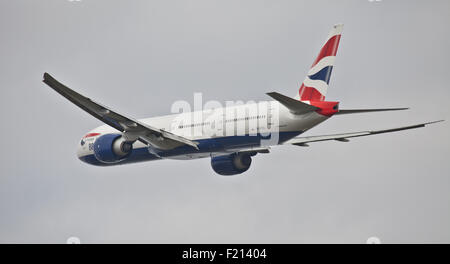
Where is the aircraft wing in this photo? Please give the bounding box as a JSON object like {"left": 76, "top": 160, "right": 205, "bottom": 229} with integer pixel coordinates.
{"left": 283, "top": 121, "right": 443, "bottom": 146}
{"left": 43, "top": 73, "right": 199, "bottom": 150}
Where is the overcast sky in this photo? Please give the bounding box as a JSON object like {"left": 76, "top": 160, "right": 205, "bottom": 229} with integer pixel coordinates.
{"left": 1, "top": 0, "right": 449, "bottom": 243}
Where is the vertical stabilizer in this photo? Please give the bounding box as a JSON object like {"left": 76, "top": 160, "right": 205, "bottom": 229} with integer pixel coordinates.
{"left": 298, "top": 24, "right": 343, "bottom": 101}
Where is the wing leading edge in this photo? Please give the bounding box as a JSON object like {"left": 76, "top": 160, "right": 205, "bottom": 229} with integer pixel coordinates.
{"left": 43, "top": 73, "right": 199, "bottom": 150}
{"left": 283, "top": 120, "right": 444, "bottom": 147}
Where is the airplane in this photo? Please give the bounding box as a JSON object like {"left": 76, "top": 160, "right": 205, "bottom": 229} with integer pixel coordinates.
{"left": 43, "top": 24, "right": 442, "bottom": 175}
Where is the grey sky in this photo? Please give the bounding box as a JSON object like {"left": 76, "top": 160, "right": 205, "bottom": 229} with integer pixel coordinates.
{"left": 0, "top": 0, "right": 449, "bottom": 243}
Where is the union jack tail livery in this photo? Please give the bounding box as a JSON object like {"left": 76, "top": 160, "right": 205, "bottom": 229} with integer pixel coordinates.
{"left": 299, "top": 24, "right": 343, "bottom": 102}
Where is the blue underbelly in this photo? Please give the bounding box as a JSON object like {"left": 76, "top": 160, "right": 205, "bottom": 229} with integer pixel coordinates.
{"left": 80, "top": 131, "right": 302, "bottom": 166}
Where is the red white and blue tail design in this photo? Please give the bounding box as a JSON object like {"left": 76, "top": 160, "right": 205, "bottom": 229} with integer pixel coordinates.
{"left": 299, "top": 24, "right": 343, "bottom": 102}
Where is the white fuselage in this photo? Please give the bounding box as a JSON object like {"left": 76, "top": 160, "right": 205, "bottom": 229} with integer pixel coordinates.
{"left": 77, "top": 101, "right": 328, "bottom": 165}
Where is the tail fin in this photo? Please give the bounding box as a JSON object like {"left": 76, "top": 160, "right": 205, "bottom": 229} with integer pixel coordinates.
{"left": 298, "top": 24, "right": 343, "bottom": 101}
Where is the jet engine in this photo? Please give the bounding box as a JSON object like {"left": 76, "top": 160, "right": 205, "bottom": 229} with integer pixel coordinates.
{"left": 211, "top": 153, "right": 254, "bottom": 176}
{"left": 93, "top": 134, "right": 133, "bottom": 164}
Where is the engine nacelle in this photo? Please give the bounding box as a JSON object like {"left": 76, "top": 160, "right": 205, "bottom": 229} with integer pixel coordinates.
{"left": 93, "top": 134, "right": 133, "bottom": 164}
{"left": 211, "top": 153, "right": 253, "bottom": 176}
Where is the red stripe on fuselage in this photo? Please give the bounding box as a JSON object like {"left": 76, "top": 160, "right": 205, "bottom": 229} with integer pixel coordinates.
{"left": 83, "top": 133, "right": 101, "bottom": 138}
{"left": 311, "top": 34, "right": 341, "bottom": 68}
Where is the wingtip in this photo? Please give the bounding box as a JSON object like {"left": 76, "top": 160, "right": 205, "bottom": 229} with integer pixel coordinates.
{"left": 426, "top": 120, "right": 445, "bottom": 125}
{"left": 42, "top": 72, "right": 51, "bottom": 82}
{"left": 266, "top": 92, "right": 279, "bottom": 99}
{"left": 389, "top": 107, "right": 409, "bottom": 111}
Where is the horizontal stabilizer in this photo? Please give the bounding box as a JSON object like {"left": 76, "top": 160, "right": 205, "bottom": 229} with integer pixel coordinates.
{"left": 267, "top": 92, "right": 319, "bottom": 114}
{"left": 336, "top": 108, "right": 409, "bottom": 115}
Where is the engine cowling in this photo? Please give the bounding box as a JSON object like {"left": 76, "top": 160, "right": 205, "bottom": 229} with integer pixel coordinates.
{"left": 211, "top": 153, "right": 253, "bottom": 176}
{"left": 93, "top": 134, "right": 133, "bottom": 164}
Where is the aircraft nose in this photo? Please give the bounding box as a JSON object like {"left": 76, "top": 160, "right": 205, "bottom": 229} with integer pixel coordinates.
{"left": 76, "top": 142, "right": 82, "bottom": 157}
{"left": 76, "top": 145, "right": 84, "bottom": 160}
{"left": 76, "top": 140, "right": 88, "bottom": 163}
{"left": 76, "top": 138, "right": 95, "bottom": 164}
